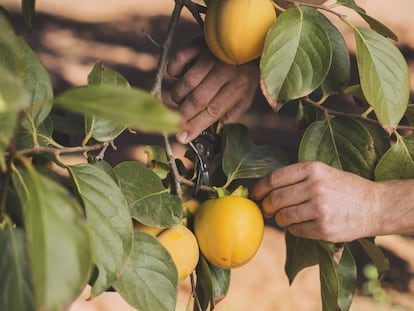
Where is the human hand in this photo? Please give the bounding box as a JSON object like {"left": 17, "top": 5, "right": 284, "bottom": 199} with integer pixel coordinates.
{"left": 166, "top": 37, "right": 260, "bottom": 144}
{"left": 252, "top": 161, "right": 382, "bottom": 243}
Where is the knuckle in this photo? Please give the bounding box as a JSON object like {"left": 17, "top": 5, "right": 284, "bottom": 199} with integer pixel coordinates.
{"left": 205, "top": 103, "right": 222, "bottom": 119}
{"left": 187, "top": 92, "right": 205, "bottom": 109}
{"left": 309, "top": 180, "right": 328, "bottom": 198}
{"left": 304, "top": 161, "right": 326, "bottom": 178}
{"left": 181, "top": 76, "right": 197, "bottom": 91}
{"left": 268, "top": 170, "right": 280, "bottom": 188}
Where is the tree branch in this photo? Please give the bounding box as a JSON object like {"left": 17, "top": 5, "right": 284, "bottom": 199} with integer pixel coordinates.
{"left": 279, "top": 0, "right": 347, "bottom": 18}
{"left": 151, "top": 1, "right": 184, "bottom": 99}
{"left": 304, "top": 97, "right": 414, "bottom": 132}
{"left": 15, "top": 142, "right": 108, "bottom": 157}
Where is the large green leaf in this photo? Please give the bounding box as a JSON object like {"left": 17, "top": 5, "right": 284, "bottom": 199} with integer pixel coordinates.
{"left": 374, "top": 134, "right": 414, "bottom": 181}
{"left": 85, "top": 62, "right": 129, "bottom": 143}
{"left": 317, "top": 244, "right": 340, "bottom": 311}
{"left": 68, "top": 163, "right": 133, "bottom": 296}
{"left": 338, "top": 0, "right": 398, "bottom": 40}
{"left": 195, "top": 255, "right": 214, "bottom": 311}
{"left": 260, "top": 6, "right": 332, "bottom": 105}
{"left": 321, "top": 15, "right": 350, "bottom": 95}
{"left": 0, "top": 218, "right": 35, "bottom": 311}
{"left": 336, "top": 246, "right": 357, "bottom": 311}
{"left": 55, "top": 85, "right": 180, "bottom": 134}
{"left": 18, "top": 38, "right": 53, "bottom": 128}
{"left": 298, "top": 116, "right": 377, "bottom": 178}
{"left": 285, "top": 232, "right": 319, "bottom": 284}
{"left": 222, "top": 124, "right": 288, "bottom": 185}
{"left": 0, "top": 26, "right": 30, "bottom": 115}
{"left": 114, "top": 161, "right": 183, "bottom": 227}
{"left": 113, "top": 231, "right": 178, "bottom": 311}
{"left": 354, "top": 27, "right": 409, "bottom": 131}
{"left": 12, "top": 166, "right": 92, "bottom": 310}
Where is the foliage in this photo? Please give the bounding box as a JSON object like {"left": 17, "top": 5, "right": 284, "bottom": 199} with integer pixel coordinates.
{"left": 0, "top": 0, "right": 411, "bottom": 311}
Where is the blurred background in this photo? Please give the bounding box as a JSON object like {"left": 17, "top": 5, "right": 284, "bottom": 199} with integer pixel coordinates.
{"left": 2, "top": 0, "right": 414, "bottom": 310}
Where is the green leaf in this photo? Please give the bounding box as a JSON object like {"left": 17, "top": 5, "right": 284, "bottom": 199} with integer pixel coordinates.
{"left": 358, "top": 238, "right": 389, "bottom": 276}
{"left": 358, "top": 121, "right": 390, "bottom": 162}
{"left": 210, "top": 262, "right": 231, "bottom": 305}
{"left": 0, "top": 111, "right": 18, "bottom": 156}
{"left": 354, "top": 27, "right": 409, "bottom": 130}
{"left": 18, "top": 38, "right": 53, "bottom": 128}
{"left": 90, "top": 159, "right": 120, "bottom": 185}
{"left": 321, "top": 16, "right": 350, "bottom": 95}
{"left": 298, "top": 116, "right": 377, "bottom": 178}
{"left": 260, "top": 7, "right": 332, "bottom": 105}
{"left": 285, "top": 232, "right": 319, "bottom": 284}
{"left": 222, "top": 124, "right": 288, "bottom": 185}
{"left": 336, "top": 246, "right": 357, "bottom": 311}
{"left": 195, "top": 255, "right": 214, "bottom": 310}
{"left": 405, "top": 104, "right": 414, "bottom": 126}
{"left": 193, "top": 255, "right": 230, "bottom": 310}
{"left": 68, "top": 163, "right": 133, "bottom": 296}
{"left": 0, "top": 218, "right": 35, "bottom": 311}
{"left": 317, "top": 244, "right": 340, "bottom": 311}
{"left": 22, "top": 0, "right": 35, "bottom": 30}
{"left": 338, "top": 0, "right": 398, "bottom": 40}
{"left": 84, "top": 62, "right": 130, "bottom": 143}
{"left": 17, "top": 116, "right": 53, "bottom": 149}
{"left": 114, "top": 161, "right": 183, "bottom": 227}
{"left": 88, "top": 61, "right": 130, "bottom": 87}
{"left": 145, "top": 145, "right": 170, "bottom": 179}
{"left": 113, "top": 231, "right": 178, "bottom": 311}
{"left": 12, "top": 166, "right": 92, "bottom": 310}
{"left": 0, "top": 15, "right": 53, "bottom": 127}
{"left": 55, "top": 85, "right": 180, "bottom": 134}
{"left": 374, "top": 134, "right": 414, "bottom": 181}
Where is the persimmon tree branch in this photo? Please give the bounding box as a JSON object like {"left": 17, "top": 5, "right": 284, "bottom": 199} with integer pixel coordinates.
{"left": 278, "top": 0, "right": 346, "bottom": 18}
{"left": 151, "top": 0, "right": 211, "bottom": 199}
{"left": 303, "top": 97, "right": 414, "bottom": 132}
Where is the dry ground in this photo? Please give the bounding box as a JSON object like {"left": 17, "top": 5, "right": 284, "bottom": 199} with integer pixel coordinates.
{"left": 3, "top": 0, "right": 414, "bottom": 310}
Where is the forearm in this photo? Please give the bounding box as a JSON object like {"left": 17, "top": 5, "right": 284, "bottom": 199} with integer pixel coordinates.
{"left": 374, "top": 179, "right": 414, "bottom": 237}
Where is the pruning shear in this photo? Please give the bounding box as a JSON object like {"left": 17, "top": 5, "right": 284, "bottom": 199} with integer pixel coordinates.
{"left": 188, "top": 126, "right": 221, "bottom": 195}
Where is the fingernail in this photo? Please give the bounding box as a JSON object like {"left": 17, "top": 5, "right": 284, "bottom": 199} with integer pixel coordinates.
{"left": 176, "top": 131, "right": 188, "bottom": 144}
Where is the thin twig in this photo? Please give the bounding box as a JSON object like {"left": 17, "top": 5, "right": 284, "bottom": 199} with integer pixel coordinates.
{"left": 190, "top": 273, "right": 203, "bottom": 311}
{"left": 163, "top": 134, "right": 184, "bottom": 198}
{"left": 280, "top": 0, "right": 347, "bottom": 18}
{"left": 14, "top": 142, "right": 108, "bottom": 157}
{"left": 304, "top": 97, "right": 414, "bottom": 132}
{"left": 151, "top": 1, "right": 184, "bottom": 99}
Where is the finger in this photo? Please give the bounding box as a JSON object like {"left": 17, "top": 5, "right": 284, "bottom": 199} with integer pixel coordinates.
{"left": 170, "top": 57, "right": 215, "bottom": 104}
{"left": 223, "top": 97, "right": 254, "bottom": 123}
{"left": 260, "top": 181, "right": 310, "bottom": 216}
{"left": 252, "top": 162, "right": 310, "bottom": 201}
{"left": 178, "top": 64, "right": 238, "bottom": 120}
{"left": 275, "top": 201, "right": 316, "bottom": 227}
{"left": 287, "top": 221, "right": 320, "bottom": 240}
{"left": 167, "top": 41, "right": 201, "bottom": 78}
{"left": 176, "top": 82, "right": 243, "bottom": 143}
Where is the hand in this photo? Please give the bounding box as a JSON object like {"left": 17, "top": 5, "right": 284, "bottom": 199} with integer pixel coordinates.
{"left": 166, "top": 37, "right": 260, "bottom": 144}
{"left": 252, "top": 161, "right": 382, "bottom": 243}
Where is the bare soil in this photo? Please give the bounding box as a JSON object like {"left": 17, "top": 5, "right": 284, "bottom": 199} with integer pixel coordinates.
{"left": 3, "top": 0, "right": 414, "bottom": 310}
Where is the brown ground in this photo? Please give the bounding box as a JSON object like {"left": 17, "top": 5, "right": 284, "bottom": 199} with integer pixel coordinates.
{"left": 3, "top": 0, "right": 414, "bottom": 310}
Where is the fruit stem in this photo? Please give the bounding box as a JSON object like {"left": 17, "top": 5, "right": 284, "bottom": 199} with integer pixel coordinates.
{"left": 230, "top": 185, "right": 249, "bottom": 198}
{"left": 214, "top": 187, "right": 230, "bottom": 199}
